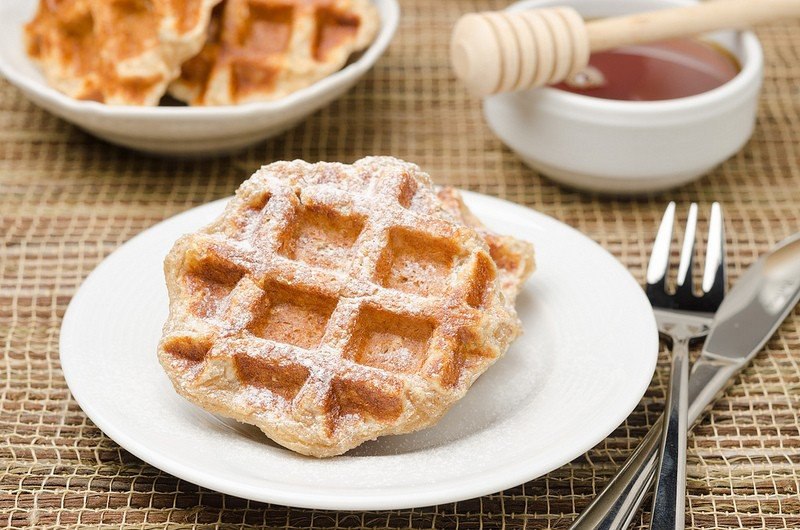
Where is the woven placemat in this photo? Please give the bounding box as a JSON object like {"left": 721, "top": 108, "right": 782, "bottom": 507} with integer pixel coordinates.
{"left": 2, "top": 1, "right": 799, "bottom": 528}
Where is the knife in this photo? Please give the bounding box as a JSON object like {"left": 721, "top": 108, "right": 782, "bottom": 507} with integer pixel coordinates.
{"left": 570, "top": 232, "right": 800, "bottom": 530}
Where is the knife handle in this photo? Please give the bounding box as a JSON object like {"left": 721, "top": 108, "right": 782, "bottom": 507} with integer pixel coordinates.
{"left": 651, "top": 338, "right": 689, "bottom": 530}
{"left": 568, "top": 357, "right": 741, "bottom": 530}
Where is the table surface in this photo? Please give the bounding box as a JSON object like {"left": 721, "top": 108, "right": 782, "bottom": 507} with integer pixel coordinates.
{"left": 2, "top": 1, "right": 799, "bottom": 528}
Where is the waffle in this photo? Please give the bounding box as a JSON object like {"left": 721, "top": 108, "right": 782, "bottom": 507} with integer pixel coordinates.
{"left": 168, "top": 0, "right": 380, "bottom": 105}
{"left": 159, "top": 157, "right": 526, "bottom": 457}
{"left": 437, "top": 187, "right": 535, "bottom": 304}
{"left": 25, "top": 0, "right": 221, "bottom": 105}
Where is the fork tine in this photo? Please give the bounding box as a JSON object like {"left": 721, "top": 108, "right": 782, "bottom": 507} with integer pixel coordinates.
{"left": 676, "top": 203, "right": 698, "bottom": 301}
{"left": 702, "top": 202, "right": 726, "bottom": 302}
{"left": 646, "top": 202, "right": 676, "bottom": 288}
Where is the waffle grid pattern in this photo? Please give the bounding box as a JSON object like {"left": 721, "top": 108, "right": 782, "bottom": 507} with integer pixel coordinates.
{"left": 1, "top": 0, "right": 800, "bottom": 527}
{"left": 25, "top": 0, "right": 219, "bottom": 105}
{"left": 169, "top": 0, "right": 379, "bottom": 105}
{"left": 160, "top": 162, "right": 508, "bottom": 455}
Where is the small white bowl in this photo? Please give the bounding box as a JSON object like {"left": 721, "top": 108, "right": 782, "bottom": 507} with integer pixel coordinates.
{"left": 483, "top": 0, "right": 763, "bottom": 194}
{"left": 0, "top": 0, "right": 399, "bottom": 156}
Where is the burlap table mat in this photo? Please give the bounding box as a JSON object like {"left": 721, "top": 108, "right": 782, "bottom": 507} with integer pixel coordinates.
{"left": 2, "top": 1, "right": 799, "bottom": 528}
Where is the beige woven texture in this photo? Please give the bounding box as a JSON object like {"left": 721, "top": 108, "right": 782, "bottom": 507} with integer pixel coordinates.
{"left": 1, "top": 1, "right": 799, "bottom": 528}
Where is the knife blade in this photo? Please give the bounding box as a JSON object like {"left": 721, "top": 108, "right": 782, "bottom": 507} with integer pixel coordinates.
{"left": 688, "top": 232, "right": 800, "bottom": 423}
{"left": 570, "top": 232, "right": 800, "bottom": 530}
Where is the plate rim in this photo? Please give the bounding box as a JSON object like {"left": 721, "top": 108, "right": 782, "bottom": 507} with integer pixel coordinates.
{"left": 59, "top": 191, "right": 658, "bottom": 510}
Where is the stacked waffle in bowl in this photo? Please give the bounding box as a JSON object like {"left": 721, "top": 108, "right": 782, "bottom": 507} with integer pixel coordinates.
{"left": 159, "top": 157, "right": 535, "bottom": 457}
{"left": 24, "top": 0, "right": 380, "bottom": 105}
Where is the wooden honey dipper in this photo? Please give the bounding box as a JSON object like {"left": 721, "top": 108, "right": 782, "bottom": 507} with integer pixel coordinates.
{"left": 451, "top": 0, "right": 800, "bottom": 96}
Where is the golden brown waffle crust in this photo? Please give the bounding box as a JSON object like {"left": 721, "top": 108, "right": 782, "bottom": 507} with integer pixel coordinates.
{"left": 25, "top": 0, "right": 222, "bottom": 105}
{"left": 436, "top": 187, "right": 535, "bottom": 305}
{"left": 159, "top": 157, "right": 525, "bottom": 457}
{"left": 167, "top": 0, "right": 381, "bottom": 105}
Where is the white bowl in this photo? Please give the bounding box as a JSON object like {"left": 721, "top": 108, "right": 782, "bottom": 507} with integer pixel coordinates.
{"left": 0, "top": 0, "right": 399, "bottom": 156}
{"left": 483, "top": 0, "right": 763, "bottom": 194}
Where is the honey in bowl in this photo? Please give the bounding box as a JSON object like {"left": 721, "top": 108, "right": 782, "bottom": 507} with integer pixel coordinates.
{"left": 553, "top": 38, "right": 740, "bottom": 101}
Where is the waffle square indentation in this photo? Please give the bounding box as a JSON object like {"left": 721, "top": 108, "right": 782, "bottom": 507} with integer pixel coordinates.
{"left": 242, "top": 3, "right": 293, "bottom": 54}
{"left": 330, "top": 375, "right": 403, "bottom": 423}
{"left": 234, "top": 353, "right": 309, "bottom": 401}
{"left": 280, "top": 206, "right": 364, "bottom": 271}
{"left": 436, "top": 327, "right": 490, "bottom": 387}
{"left": 313, "top": 7, "right": 360, "bottom": 61}
{"left": 162, "top": 336, "right": 211, "bottom": 363}
{"left": 376, "top": 227, "right": 458, "bottom": 297}
{"left": 185, "top": 253, "right": 246, "bottom": 318}
{"left": 247, "top": 283, "right": 337, "bottom": 349}
{"left": 465, "top": 252, "right": 496, "bottom": 308}
{"left": 348, "top": 306, "right": 435, "bottom": 373}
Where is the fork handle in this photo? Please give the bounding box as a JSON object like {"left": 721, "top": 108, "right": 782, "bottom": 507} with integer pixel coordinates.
{"left": 569, "top": 356, "right": 740, "bottom": 530}
{"left": 651, "top": 338, "right": 690, "bottom": 530}
{"left": 568, "top": 415, "right": 662, "bottom": 530}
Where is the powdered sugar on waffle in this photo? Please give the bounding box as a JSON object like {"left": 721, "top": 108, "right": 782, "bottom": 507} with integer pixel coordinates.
{"left": 158, "top": 157, "right": 529, "bottom": 457}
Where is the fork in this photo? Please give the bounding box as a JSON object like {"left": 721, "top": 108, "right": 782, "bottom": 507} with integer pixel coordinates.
{"left": 645, "top": 202, "right": 726, "bottom": 530}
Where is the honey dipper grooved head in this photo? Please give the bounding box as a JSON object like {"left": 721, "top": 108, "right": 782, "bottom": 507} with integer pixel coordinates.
{"left": 451, "top": 7, "right": 590, "bottom": 96}
{"left": 450, "top": 13, "right": 505, "bottom": 97}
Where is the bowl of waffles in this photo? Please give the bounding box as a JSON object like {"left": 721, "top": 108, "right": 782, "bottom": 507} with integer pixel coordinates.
{"left": 0, "top": 0, "right": 398, "bottom": 156}
{"left": 158, "top": 156, "right": 535, "bottom": 456}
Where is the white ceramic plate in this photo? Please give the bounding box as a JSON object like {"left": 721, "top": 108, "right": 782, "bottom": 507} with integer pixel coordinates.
{"left": 60, "top": 191, "right": 658, "bottom": 510}
{"left": 0, "top": 0, "right": 399, "bottom": 156}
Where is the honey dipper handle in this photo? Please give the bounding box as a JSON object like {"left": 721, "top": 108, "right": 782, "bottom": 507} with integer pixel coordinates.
{"left": 587, "top": 0, "right": 800, "bottom": 52}
{"left": 451, "top": 0, "right": 800, "bottom": 96}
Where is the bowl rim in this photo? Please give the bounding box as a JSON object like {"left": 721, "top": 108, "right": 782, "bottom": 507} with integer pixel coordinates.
{"left": 0, "top": 0, "right": 400, "bottom": 119}
{"left": 506, "top": 0, "right": 763, "bottom": 114}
